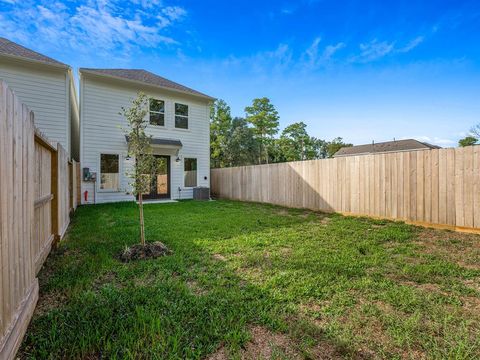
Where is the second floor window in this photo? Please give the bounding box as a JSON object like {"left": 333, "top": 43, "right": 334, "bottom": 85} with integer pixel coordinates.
{"left": 150, "top": 99, "right": 165, "bottom": 126}
{"left": 175, "top": 103, "right": 188, "bottom": 129}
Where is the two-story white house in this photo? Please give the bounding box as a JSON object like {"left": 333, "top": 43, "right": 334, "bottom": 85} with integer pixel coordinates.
{"left": 79, "top": 68, "right": 214, "bottom": 204}
{"left": 0, "top": 37, "right": 79, "bottom": 160}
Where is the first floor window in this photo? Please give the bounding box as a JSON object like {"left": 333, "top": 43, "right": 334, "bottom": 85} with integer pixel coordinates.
{"left": 184, "top": 158, "right": 197, "bottom": 187}
{"left": 175, "top": 103, "right": 188, "bottom": 129}
{"left": 149, "top": 98, "right": 165, "bottom": 126}
{"left": 100, "top": 154, "right": 119, "bottom": 190}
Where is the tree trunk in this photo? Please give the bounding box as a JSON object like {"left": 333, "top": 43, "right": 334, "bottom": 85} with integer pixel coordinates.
{"left": 139, "top": 193, "right": 145, "bottom": 246}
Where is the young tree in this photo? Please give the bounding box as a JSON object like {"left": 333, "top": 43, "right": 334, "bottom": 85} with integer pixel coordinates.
{"left": 123, "top": 93, "right": 158, "bottom": 246}
{"left": 210, "top": 99, "right": 232, "bottom": 168}
{"left": 245, "top": 97, "right": 279, "bottom": 164}
{"left": 458, "top": 136, "right": 478, "bottom": 147}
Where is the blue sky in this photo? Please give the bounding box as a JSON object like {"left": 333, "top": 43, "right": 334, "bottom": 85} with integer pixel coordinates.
{"left": 1, "top": 0, "right": 480, "bottom": 146}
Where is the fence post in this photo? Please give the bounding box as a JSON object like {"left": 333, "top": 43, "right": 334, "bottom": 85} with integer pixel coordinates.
{"left": 51, "top": 146, "right": 59, "bottom": 244}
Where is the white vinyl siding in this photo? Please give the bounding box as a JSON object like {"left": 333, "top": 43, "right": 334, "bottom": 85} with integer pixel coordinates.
{"left": 0, "top": 61, "right": 69, "bottom": 152}
{"left": 80, "top": 76, "right": 210, "bottom": 204}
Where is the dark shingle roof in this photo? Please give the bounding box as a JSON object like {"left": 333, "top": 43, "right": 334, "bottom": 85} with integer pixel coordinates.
{"left": 0, "top": 37, "right": 67, "bottom": 67}
{"left": 80, "top": 68, "right": 214, "bottom": 100}
{"left": 125, "top": 135, "right": 182, "bottom": 148}
{"left": 334, "top": 139, "right": 441, "bottom": 157}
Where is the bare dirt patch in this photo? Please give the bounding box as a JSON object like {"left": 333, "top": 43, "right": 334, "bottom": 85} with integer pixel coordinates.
{"left": 117, "top": 242, "right": 171, "bottom": 262}
{"left": 186, "top": 279, "right": 208, "bottom": 296}
{"left": 212, "top": 253, "right": 227, "bottom": 262}
{"left": 205, "top": 325, "right": 344, "bottom": 360}
{"left": 320, "top": 217, "right": 331, "bottom": 226}
{"left": 92, "top": 271, "right": 123, "bottom": 291}
{"left": 463, "top": 279, "right": 480, "bottom": 292}
{"left": 462, "top": 296, "right": 480, "bottom": 312}
{"left": 34, "top": 290, "right": 67, "bottom": 317}
{"left": 275, "top": 208, "right": 291, "bottom": 216}
{"left": 279, "top": 247, "right": 293, "bottom": 256}
{"left": 206, "top": 345, "right": 229, "bottom": 360}
{"left": 414, "top": 229, "right": 480, "bottom": 269}
{"left": 242, "top": 326, "right": 302, "bottom": 359}
{"left": 299, "top": 301, "right": 329, "bottom": 314}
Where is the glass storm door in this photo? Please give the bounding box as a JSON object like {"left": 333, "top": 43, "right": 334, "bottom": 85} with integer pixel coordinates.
{"left": 141, "top": 155, "right": 170, "bottom": 199}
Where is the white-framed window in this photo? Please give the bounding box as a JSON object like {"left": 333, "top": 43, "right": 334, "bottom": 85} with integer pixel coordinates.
{"left": 100, "top": 153, "right": 119, "bottom": 191}
{"left": 175, "top": 103, "right": 188, "bottom": 129}
{"left": 149, "top": 98, "right": 165, "bottom": 126}
{"left": 184, "top": 158, "right": 197, "bottom": 187}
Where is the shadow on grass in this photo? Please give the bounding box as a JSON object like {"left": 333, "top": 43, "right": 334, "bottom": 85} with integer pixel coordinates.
{"left": 20, "top": 200, "right": 480, "bottom": 359}
{"left": 20, "top": 200, "right": 365, "bottom": 359}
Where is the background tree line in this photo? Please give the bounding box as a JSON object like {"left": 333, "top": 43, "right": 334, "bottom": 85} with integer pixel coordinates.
{"left": 210, "top": 98, "right": 352, "bottom": 168}
{"left": 458, "top": 123, "right": 480, "bottom": 147}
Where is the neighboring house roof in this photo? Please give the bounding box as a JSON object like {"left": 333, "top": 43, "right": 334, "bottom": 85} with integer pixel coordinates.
{"left": 80, "top": 68, "right": 214, "bottom": 101}
{"left": 334, "top": 139, "right": 441, "bottom": 157}
{"left": 0, "top": 37, "right": 67, "bottom": 68}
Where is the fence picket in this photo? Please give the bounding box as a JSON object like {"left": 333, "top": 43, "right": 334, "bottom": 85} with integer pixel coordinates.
{"left": 0, "top": 80, "right": 77, "bottom": 360}
{"left": 211, "top": 146, "right": 480, "bottom": 233}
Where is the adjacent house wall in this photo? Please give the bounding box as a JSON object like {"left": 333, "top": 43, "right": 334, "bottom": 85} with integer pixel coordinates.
{"left": 80, "top": 74, "right": 211, "bottom": 204}
{"left": 0, "top": 58, "right": 70, "bottom": 155}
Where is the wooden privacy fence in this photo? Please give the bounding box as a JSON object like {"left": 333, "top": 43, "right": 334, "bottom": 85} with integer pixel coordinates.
{"left": 211, "top": 147, "right": 480, "bottom": 232}
{"left": 1, "top": 80, "right": 78, "bottom": 359}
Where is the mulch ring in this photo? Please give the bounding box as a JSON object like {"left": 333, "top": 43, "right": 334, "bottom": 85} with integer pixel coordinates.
{"left": 118, "top": 241, "right": 172, "bottom": 262}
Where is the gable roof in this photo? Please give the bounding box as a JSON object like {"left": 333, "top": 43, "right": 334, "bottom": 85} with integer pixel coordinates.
{"left": 334, "top": 139, "right": 441, "bottom": 157}
{"left": 79, "top": 68, "right": 214, "bottom": 101}
{"left": 0, "top": 37, "right": 67, "bottom": 68}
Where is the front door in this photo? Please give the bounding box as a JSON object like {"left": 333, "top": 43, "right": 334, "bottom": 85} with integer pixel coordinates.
{"left": 142, "top": 155, "right": 170, "bottom": 200}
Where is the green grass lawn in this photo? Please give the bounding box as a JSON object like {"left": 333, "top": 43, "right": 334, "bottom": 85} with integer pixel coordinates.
{"left": 20, "top": 200, "right": 480, "bottom": 359}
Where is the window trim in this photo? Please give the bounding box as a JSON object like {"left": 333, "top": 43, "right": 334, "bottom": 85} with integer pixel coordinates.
{"left": 98, "top": 152, "right": 121, "bottom": 192}
{"left": 183, "top": 157, "right": 198, "bottom": 188}
{"left": 149, "top": 98, "right": 165, "bottom": 127}
{"left": 174, "top": 102, "right": 189, "bottom": 130}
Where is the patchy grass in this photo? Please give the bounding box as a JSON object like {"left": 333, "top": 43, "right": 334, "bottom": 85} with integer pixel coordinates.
{"left": 20, "top": 200, "right": 480, "bottom": 359}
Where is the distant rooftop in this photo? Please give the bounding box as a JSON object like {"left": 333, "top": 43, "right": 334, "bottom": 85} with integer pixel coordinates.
{"left": 0, "top": 37, "right": 67, "bottom": 68}
{"left": 334, "top": 139, "right": 441, "bottom": 157}
{"left": 80, "top": 68, "right": 214, "bottom": 100}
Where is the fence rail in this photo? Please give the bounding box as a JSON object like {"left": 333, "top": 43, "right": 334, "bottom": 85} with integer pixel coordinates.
{"left": 0, "top": 80, "right": 78, "bottom": 359}
{"left": 211, "top": 147, "right": 480, "bottom": 232}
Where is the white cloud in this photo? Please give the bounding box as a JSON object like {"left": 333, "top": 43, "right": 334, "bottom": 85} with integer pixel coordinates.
{"left": 127, "top": 0, "right": 163, "bottom": 9}
{"left": 357, "top": 39, "right": 395, "bottom": 62}
{"left": 398, "top": 36, "right": 424, "bottom": 53}
{"left": 157, "top": 6, "right": 187, "bottom": 28}
{"left": 304, "top": 37, "right": 322, "bottom": 66}
{"left": 220, "top": 43, "right": 294, "bottom": 77}
{"left": 303, "top": 38, "right": 345, "bottom": 68}
{"left": 353, "top": 35, "right": 426, "bottom": 63}
{"left": 0, "top": 0, "right": 186, "bottom": 57}
{"left": 322, "top": 42, "right": 346, "bottom": 60}
{"left": 411, "top": 136, "right": 456, "bottom": 146}
{"left": 162, "top": 6, "right": 187, "bottom": 21}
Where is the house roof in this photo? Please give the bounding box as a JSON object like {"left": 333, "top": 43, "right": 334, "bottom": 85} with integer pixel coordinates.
{"left": 80, "top": 68, "right": 214, "bottom": 100}
{"left": 0, "top": 37, "right": 67, "bottom": 68}
{"left": 334, "top": 139, "right": 441, "bottom": 157}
